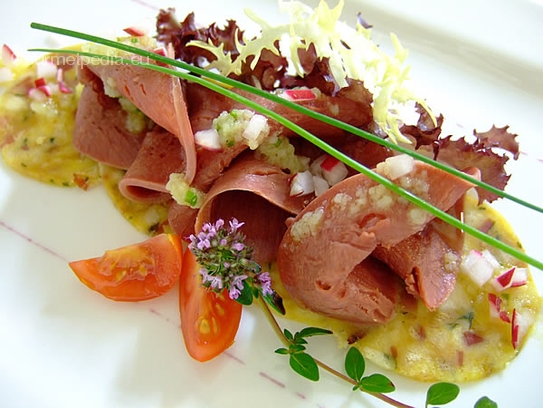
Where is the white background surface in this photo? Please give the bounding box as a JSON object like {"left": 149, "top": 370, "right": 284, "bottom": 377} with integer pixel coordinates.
{"left": 1, "top": 1, "right": 542, "bottom": 407}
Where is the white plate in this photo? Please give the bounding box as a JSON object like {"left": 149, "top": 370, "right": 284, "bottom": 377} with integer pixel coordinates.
{"left": 1, "top": 1, "right": 542, "bottom": 407}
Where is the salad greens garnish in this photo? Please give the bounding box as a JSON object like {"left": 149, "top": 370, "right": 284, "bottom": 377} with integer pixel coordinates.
{"left": 27, "top": 39, "right": 543, "bottom": 271}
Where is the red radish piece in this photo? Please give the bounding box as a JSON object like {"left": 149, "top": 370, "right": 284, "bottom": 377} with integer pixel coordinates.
{"left": 463, "top": 331, "right": 484, "bottom": 346}
{"left": 491, "top": 267, "right": 528, "bottom": 292}
{"left": 58, "top": 81, "right": 72, "bottom": 94}
{"left": 34, "top": 77, "right": 47, "bottom": 88}
{"left": 290, "top": 171, "right": 314, "bottom": 197}
{"left": 488, "top": 293, "right": 511, "bottom": 323}
{"left": 320, "top": 155, "right": 348, "bottom": 186}
{"left": 511, "top": 308, "right": 530, "bottom": 350}
{"left": 37, "top": 84, "right": 52, "bottom": 97}
{"left": 460, "top": 249, "right": 496, "bottom": 287}
{"left": 123, "top": 25, "right": 147, "bottom": 37}
{"left": 194, "top": 129, "right": 222, "bottom": 151}
{"left": 282, "top": 88, "right": 316, "bottom": 101}
{"left": 1, "top": 44, "right": 17, "bottom": 67}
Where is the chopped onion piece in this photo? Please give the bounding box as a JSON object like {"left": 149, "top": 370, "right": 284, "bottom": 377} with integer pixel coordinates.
{"left": 242, "top": 114, "right": 268, "bottom": 149}
{"left": 379, "top": 154, "right": 415, "bottom": 180}
{"left": 290, "top": 171, "right": 314, "bottom": 197}
{"left": 194, "top": 128, "right": 222, "bottom": 151}
{"left": 312, "top": 175, "right": 329, "bottom": 197}
{"left": 460, "top": 249, "right": 495, "bottom": 287}
{"left": 27, "top": 88, "right": 48, "bottom": 102}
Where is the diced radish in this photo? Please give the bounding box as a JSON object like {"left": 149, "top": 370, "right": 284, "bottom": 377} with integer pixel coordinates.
{"left": 281, "top": 88, "right": 316, "bottom": 101}
{"left": 1, "top": 44, "right": 17, "bottom": 67}
{"left": 123, "top": 25, "right": 147, "bottom": 37}
{"left": 153, "top": 46, "right": 167, "bottom": 57}
{"left": 194, "top": 128, "right": 222, "bottom": 151}
{"left": 56, "top": 67, "right": 64, "bottom": 82}
{"left": 310, "top": 154, "right": 327, "bottom": 176}
{"left": 320, "top": 155, "right": 348, "bottom": 186}
{"left": 37, "top": 84, "right": 53, "bottom": 97}
{"left": 289, "top": 171, "right": 314, "bottom": 197}
{"left": 312, "top": 175, "right": 329, "bottom": 197}
{"left": 0, "top": 67, "right": 13, "bottom": 83}
{"left": 511, "top": 308, "right": 531, "bottom": 350}
{"left": 36, "top": 60, "right": 58, "bottom": 78}
{"left": 463, "top": 330, "right": 484, "bottom": 346}
{"left": 488, "top": 293, "right": 510, "bottom": 323}
{"left": 491, "top": 266, "right": 528, "bottom": 291}
{"left": 460, "top": 249, "right": 496, "bottom": 287}
{"left": 58, "top": 81, "right": 72, "bottom": 94}
{"left": 34, "top": 77, "right": 47, "bottom": 88}
{"left": 481, "top": 249, "right": 501, "bottom": 269}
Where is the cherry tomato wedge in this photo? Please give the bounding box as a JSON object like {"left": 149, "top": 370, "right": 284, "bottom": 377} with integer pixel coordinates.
{"left": 68, "top": 234, "right": 183, "bottom": 301}
{"left": 179, "top": 249, "right": 242, "bottom": 362}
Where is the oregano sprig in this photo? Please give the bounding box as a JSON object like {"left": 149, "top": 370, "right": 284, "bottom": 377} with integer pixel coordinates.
{"left": 275, "top": 327, "right": 332, "bottom": 381}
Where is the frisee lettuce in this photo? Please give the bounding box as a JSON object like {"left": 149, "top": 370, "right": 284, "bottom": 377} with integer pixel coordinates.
{"left": 188, "top": 0, "right": 435, "bottom": 144}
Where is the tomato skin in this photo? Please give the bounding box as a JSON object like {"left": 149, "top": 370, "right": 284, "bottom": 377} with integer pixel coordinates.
{"left": 68, "top": 234, "right": 183, "bottom": 301}
{"left": 179, "top": 249, "right": 243, "bottom": 362}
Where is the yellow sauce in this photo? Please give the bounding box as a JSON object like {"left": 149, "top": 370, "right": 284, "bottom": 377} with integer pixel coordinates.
{"left": 0, "top": 57, "right": 99, "bottom": 188}
{"left": 271, "top": 195, "right": 542, "bottom": 382}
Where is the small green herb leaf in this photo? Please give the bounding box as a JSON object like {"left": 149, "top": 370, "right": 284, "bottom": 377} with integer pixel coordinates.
{"left": 345, "top": 347, "right": 365, "bottom": 383}
{"left": 360, "top": 374, "right": 395, "bottom": 393}
{"left": 290, "top": 344, "right": 307, "bottom": 354}
{"left": 474, "top": 396, "right": 498, "bottom": 408}
{"left": 297, "top": 327, "right": 333, "bottom": 338}
{"left": 289, "top": 352, "right": 319, "bottom": 381}
{"left": 284, "top": 329, "right": 294, "bottom": 342}
{"left": 426, "top": 382, "right": 460, "bottom": 407}
{"left": 274, "top": 348, "right": 289, "bottom": 355}
{"left": 235, "top": 280, "right": 254, "bottom": 305}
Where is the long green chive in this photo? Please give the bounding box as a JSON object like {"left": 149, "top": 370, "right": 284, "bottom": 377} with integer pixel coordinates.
{"left": 28, "top": 25, "right": 543, "bottom": 270}
{"left": 29, "top": 22, "right": 543, "bottom": 215}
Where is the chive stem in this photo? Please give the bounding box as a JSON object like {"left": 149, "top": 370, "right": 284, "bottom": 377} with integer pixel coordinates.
{"left": 27, "top": 25, "right": 543, "bottom": 271}
{"left": 29, "top": 22, "right": 543, "bottom": 215}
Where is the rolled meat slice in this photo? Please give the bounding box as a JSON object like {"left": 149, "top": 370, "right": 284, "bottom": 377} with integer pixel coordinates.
{"left": 73, "top": 68, "right": 145, "bottom": 169}
{"left": 118, "top": 128, "right": 186, "bottom": 203}
{"left": 86, "top": 62, "right": 197, "bottom": 183}
{"left": 277, "top": 158, "right": 478, "bottom": 325}
{"left": 195, "top": 155, "right": 308, "bottom": 264}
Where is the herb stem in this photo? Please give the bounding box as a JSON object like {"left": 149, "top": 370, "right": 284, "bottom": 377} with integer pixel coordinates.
{"left": 257, "top": 297, "right": 415, "bottom": 408}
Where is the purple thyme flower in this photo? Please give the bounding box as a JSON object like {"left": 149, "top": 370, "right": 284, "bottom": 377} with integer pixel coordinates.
{"left": 257, "top": 272, "right": 273, "bottom": 296}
